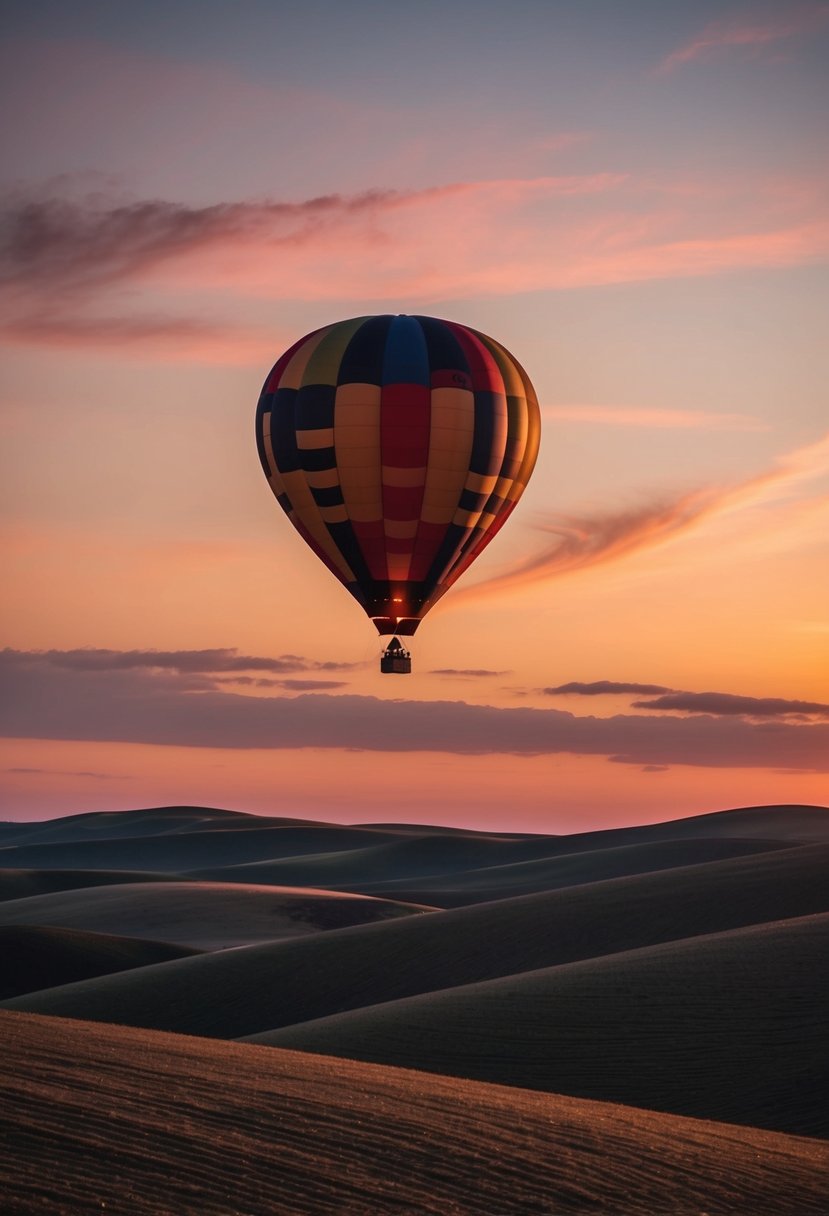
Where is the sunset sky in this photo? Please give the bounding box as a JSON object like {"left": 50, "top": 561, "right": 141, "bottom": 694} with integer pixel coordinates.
{"left": 2, "top": 0, "right": 827, "bottom": 829}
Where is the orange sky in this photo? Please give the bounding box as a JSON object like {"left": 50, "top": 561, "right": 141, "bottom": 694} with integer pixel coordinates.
{"left": 1, "top": 1, "right": 827, "bottom": 826}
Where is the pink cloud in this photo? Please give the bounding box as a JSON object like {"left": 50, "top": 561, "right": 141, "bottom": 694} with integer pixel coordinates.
{"left": 1, "top": 313, "right": 275, "bottom": 364}
{"left": 657, "top": 5, "right": 829, "bottom": 73}
{"left": 453, "top": 431, "right": 829, "bottom": 603}
{"left": 1, "top": 169, "right": 827, "bottom": 358}
{"left": 450, "top": 494, "right": 711, "bottom": 604}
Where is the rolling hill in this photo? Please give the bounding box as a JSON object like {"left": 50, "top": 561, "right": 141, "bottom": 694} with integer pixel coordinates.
{"left": 5, "top": 843, "right": 827, "bottom": 1041}
{"left": 2, "top": 1010, "right": 826, "bottom": 1216}
{"left": 0, "top": 880, "right": 429, "bottom": 949}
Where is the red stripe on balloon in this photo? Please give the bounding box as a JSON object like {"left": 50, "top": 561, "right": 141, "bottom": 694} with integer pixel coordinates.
{"left": 443, "top": 322, "right": 503, "bottom": 393}
{"left": 352, "top": 521, "right": 388, "bottom": 581}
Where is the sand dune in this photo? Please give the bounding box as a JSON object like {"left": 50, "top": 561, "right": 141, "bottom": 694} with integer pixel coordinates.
{"left": 0, "top": 881, "right": 429, "bottom": 949}
{"left": 354, "top": 804, "right": 829, "bottom": 843}
{"left": 3, "top": 838, "right": 787, "bottom": 912}
{"left": 2, "top": 1011, "right": 826, "bottom": 1216}
{"left": 3, "top": 803, "right": 827, "bottom": 1204}
{"left": 0, "top": 823, "right": 438, "bottom": 873}
{"left": 5, "top": 802, "right": 824, "bottom": 877}
{"left": 192, "top": 830, "right": 573, "bottom": 890}
{"left": 250, "top": 912, "right": 829, "bottom": 1138}
{"left": 0, "top": 867, "right": 183, "bottom": 902}
{"left": 0, "top": 925, "right": 199, "bottom": 999}
{"left": 520, "top": 803, "right": 829, "bottom": 852}
{"left": 5, "top": 844, "right": 827, "bottom": 1040}
{"left": 0, "top": 805, "right": 527, "bottom": 844}
{"left": 0, "top": 805, "right": 307, "bottom": 846}
{"left": 308, "top": 836, "right": 793, "bottom": 906}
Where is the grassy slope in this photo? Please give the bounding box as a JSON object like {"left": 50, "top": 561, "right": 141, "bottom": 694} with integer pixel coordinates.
{"left": 2, "top": 1011, "right": 827, "bottom": 1216}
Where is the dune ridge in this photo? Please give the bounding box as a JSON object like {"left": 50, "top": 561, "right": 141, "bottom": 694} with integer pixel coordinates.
{"left": 2, "top": 1010, "right": 827, "bottom": 1216}
{"left": 0, "top": 925, "right": 200, "bottom": 999}
{"left": 4, "top": 843, "right": 827, "bottom": 1043}
{"left": 3, "top": 803, "right": 825, "bottom": 876}
{"left": 0, "top": 880, "right": 429, "bottom": 949}
{"left": 0, "top": 867, "right": 183, "bottom": 902}
{"left": 0, "top": 825, "right": 425, "bottom": 871}
{"left": 0, "top": 805, "right": 312, "bottom": 845}
{"left": 249, "top": 912, "right": 829, "bottom": 1137}
{"left": 294, "top": 836, "right": 792, "bottom": 904}
{"left": 353, "top": 804, "right": 829, "bottom": 845}
{"left": 190, "top": 829, "right": 570, "bottom": 891}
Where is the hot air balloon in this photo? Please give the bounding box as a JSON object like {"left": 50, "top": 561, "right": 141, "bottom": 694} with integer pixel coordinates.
{"left": 255, "top": 315, "right": 540, "bottom": 672}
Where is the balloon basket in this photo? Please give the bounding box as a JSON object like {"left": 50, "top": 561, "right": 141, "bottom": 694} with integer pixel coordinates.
{"left": 380, "top": 637, "right": 412, "bottom": 674}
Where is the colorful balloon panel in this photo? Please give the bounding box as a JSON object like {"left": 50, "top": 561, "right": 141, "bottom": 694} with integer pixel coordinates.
{"left": 255, "top": 315, "right": 540, "bottom": 635}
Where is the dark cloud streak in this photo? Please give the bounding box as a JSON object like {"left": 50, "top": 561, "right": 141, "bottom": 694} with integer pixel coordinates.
{"left": 633, "top": 691, "right": 829, "bottom": 718}
{"left": 4, "top": 647, "right": 359, "bottom": 675}
{"left": 0, "top": 190, "right": 396, "bottom": 291}
{"left": 0, "top": 185, "right": 398, "bottom": 354}
{"left": 546, "top": 681, "right": 675, "bottom": 696}
{"left": 0, "top": 650, "right": 825, "bottom": 772}
{"left": 430, "top": 669, "right": 508, "bottom": 678}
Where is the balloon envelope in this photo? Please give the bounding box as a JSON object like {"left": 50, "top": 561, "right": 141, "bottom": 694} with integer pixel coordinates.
{"left": 255, "top": 315, "right": 540, "bottom": 635}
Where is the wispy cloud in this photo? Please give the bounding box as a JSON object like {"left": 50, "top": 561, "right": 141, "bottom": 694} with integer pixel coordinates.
{"left": 213, "top": 675, "right": 349, "bottom": 692}
{"left": 632, "top": 691, "right": 829, "bottom": 718}
{"left": 271, "top": 678, "right": 349, "bottom": 692}
{"left": 0, "top": 649, "right": 825, "bottom": 772}
{"left": 2, "top": 167, "right": 827, "bottom": 356}
{"left": 545, "top": 679, "right": 829, "bottom": 719}
{"left": 0, "top": 188, "right": 399, "bottom": 290}
{"left": 545, "top": 681, "right": 674, "bottom": 696}
{"left": 657, "top": 5, "right": 829, "bottom": 73}
{"left": 542, "top": 405, "right": 768, "bottom": 431}
{"left": 5, "top": 767, "right": 126, "bottom": 780}
{"left": 451, "top": 493, "right": 710, "bottom": 602}
{"left": 1, "top": 313, "right": 273, "bottom": 363}
{"left": 0, "top": 176, "right": 619, "bottom": 293}
{"left": 430, "top": 669, "right": 508, "bottom": 678}
{"left": 3, "top": 647, "right": 360, "bottom": 676}
{"left": 453, "top": 431, "right": 829, "bottom": 603}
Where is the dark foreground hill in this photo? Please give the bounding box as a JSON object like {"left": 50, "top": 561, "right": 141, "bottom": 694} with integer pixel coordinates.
{"left": 2, "top": 1011, "right": 826, "bottom": 1216}
{"left": 0, "top": 926, "right": 199, "bottom": 999}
